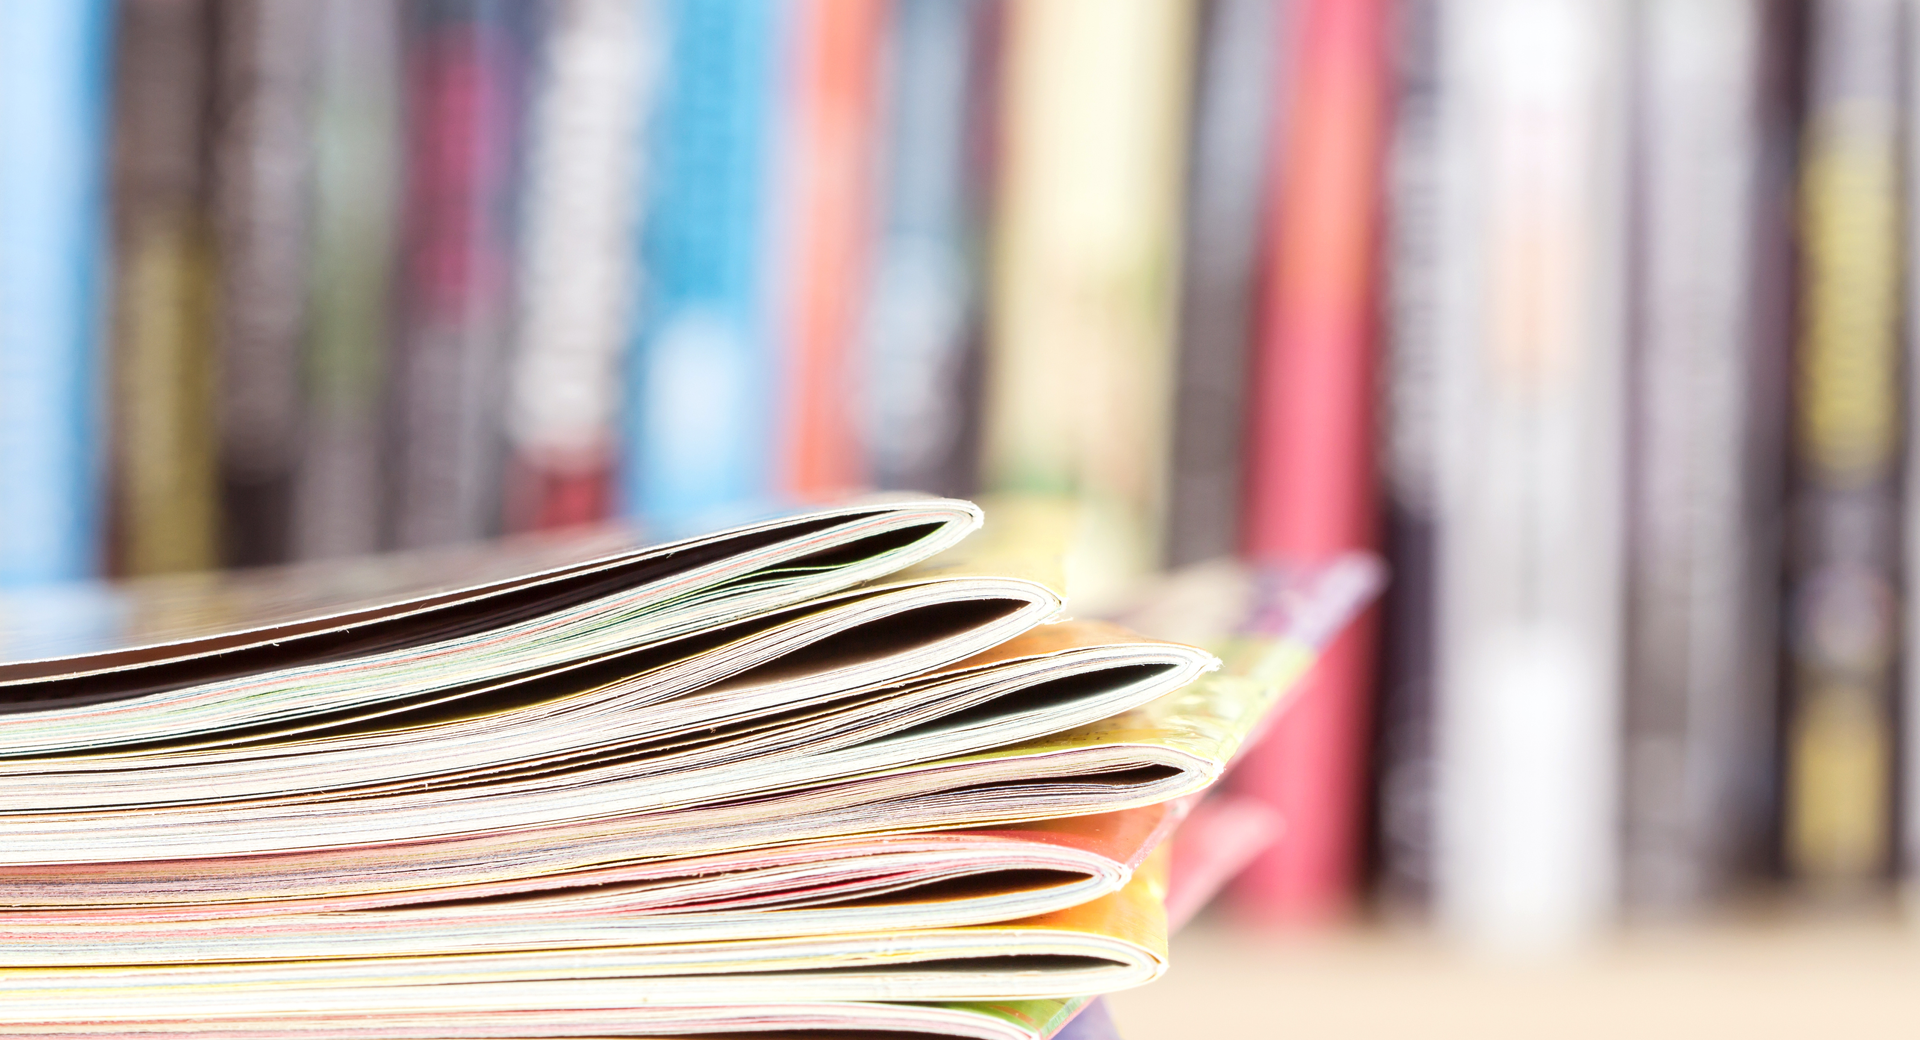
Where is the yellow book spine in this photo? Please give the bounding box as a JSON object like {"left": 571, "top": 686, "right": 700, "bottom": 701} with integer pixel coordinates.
{"left": 109, "top": 0, "right": 221, "bottom": 577}
{"left": 983, "top": 0, "right": 1197, "bottom": 609}
{"left": 1785, "top": 0, "right": 1903, "bottom": 891}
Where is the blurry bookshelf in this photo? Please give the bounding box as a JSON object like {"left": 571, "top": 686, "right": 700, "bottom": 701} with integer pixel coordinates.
{"left": 5, "top": 0, "right": 1920, "bottom": 1033}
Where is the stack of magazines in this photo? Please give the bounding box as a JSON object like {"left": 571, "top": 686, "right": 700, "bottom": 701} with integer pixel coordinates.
{"left": 0, "top": 498, "right": 1375, "bottom": 1039}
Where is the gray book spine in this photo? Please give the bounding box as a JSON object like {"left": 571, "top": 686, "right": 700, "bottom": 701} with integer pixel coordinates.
{"left": 387, "top": 0, "right": 533, "bottom": 549}
{"left": 1905, "top": 0, "right": 1920, "bottom": 905}
{"left": 861, "top": 0, "right": 997, "bottom": 499}
{"left": 295, "top": 0, "right": 402, "bottom": 561}
{"left": 212, "top": 0, "right": 318, "bottom": 567}
{"left": 1162, "top": 0, "right": 1287, "bottom": 567}
{"left": 1623, "top": 0, "right": 1787, "bottom": 914}
{"left": 1374, "top": 0, "right": 1443, "bottom": 913}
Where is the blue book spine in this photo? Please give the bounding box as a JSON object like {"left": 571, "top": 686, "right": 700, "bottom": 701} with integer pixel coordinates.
{"left": 0, "top": 0, "right": 113, "bottom": 586}
{"left": 625, "top": 0, "right": 781, "bottom": 534}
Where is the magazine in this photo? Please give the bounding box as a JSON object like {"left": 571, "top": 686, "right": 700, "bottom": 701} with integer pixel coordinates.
{"left": 0, "top": 497, "right": 1378, "bottom": 1037}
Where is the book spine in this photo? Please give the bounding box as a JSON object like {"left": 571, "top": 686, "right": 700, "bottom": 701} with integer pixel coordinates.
{"left": 982, "top": 0, "right": 1197, "bottom": 608}
{"left": 774, "top": 0, "right": 888, "bottom": 501}
{"left": 1434, "top": 0, "right": 1629, "bottom": 947}
{"left": 1785, "top": 0, "right": 1903, "bottom": 895}
{"left": 211, "top": 0, "right": 318, "bottom": 568}
{"left": 1905, "top": 0, "right": 1920, "bottom": 902}
{"left": 390, "top": 0, "right": 533, "bottom": 549}
{"left": 1623, "top": 0, "right": 1783, "bottom": 914}
{"left": 109, "top": 0, "right": 220, "bottom": 577}
{"left": 1228, "top": 0, "right": 1390, "bottom": 923}
{"left": 625, "top": 0, "right": 781, "bottom": 535}
{"left": 296, "top": 0, "right": 403, "bottom": 561}
{"left": 0, "top": 0, "right": 113, "bottom": 586}
{"left": 504, "top": 0, "right": 655, "bottom": 532}
{"left": 1162, "top": 0, "right": 1286, "bottom": 568}
{"left": 859, "top": 0, "right": 995, "bottom": 498}
{"left": 1373, "top": 0, "right": 1444, "bottom": 913}
{"left": 1742, "top": 0, "right": 1803, "bottom": 895}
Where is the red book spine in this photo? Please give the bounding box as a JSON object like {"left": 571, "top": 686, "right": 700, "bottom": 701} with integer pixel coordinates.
{"left": 778, "top": 0, "right": 888, "bottom": 500}
{"left": 1233, "top": 0, "right": 1391, "bottom": 923}
{"left": 391, "top": 2, "right": 527, "bottom": 549}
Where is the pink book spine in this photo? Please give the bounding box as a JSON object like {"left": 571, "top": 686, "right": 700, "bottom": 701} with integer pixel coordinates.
{"left": 1232, "top": 0, "right": 1391, "bottom": 923}
{"left": 1166, "top": 794, "right": 1283, "bottom": 930}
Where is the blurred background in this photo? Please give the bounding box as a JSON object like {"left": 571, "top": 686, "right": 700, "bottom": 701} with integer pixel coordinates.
{"left": 4, "top": 0, "right": 1920, "bottom": 1033}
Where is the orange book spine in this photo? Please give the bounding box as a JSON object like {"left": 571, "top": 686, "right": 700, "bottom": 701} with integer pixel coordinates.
{"left": 779, "top": 0, "right": 888, "bottom": 500}
{"left": 1232, "top": 0, "right": 1391, "bottom": 922}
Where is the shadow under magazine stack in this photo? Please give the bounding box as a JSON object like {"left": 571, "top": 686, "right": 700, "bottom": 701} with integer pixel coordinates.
{"left": 0, "top": 498, "right": 1374, "bottom": 1039}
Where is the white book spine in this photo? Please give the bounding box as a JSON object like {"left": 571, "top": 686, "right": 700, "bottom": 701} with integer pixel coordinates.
{"left": 1434, "top": 0, "right": 1629, "bottom": 949}
{"left": 507, "top": 0, "right": 657, "bottom": 471}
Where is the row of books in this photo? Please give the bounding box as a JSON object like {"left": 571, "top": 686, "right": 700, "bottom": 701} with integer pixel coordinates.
{"left": 1371, "top": 0, "right": 1920, "bottom": 947}
{"left": 5, "top": 0, "right": 1228, "bottom": 587}
{"left": 1, "top": 0, "right": 1015, "bottom": 580}
{"left": 7, "top": 0, "right": 1920, "bottom": 945}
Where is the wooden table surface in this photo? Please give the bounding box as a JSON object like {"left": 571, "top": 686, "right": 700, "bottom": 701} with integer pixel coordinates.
{"left": 1108, "top": 916, "right": 1920, "bottom": 1039}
